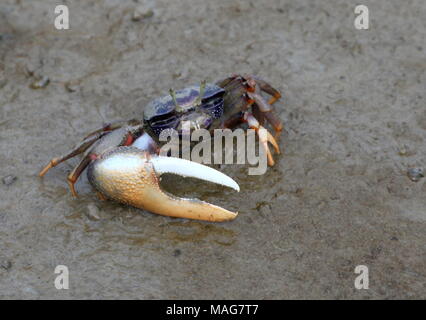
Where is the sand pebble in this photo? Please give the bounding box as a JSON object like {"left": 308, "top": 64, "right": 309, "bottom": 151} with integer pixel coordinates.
{"left": 2, "top": 175, "right": 17, "bottom": 186}
{"left": 407, "top": 168, "right": 424, "bottom": 182}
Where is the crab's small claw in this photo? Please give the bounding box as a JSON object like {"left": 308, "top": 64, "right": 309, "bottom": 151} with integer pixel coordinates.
{"left": 87, "top": 147, "right": 240, "bottom": 222}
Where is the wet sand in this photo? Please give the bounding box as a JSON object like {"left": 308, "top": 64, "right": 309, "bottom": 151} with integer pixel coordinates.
{"left": 0, "top": 0, "right": 425, "bottom": 298}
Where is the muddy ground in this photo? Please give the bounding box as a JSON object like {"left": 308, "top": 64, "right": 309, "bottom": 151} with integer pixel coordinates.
{"left": 0, "top": 0, "right": 425, "bottom": 299}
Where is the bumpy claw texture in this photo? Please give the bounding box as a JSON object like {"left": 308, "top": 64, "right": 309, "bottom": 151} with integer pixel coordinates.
{"left": 87, "top": 147, "right": 239, "bottom": 222}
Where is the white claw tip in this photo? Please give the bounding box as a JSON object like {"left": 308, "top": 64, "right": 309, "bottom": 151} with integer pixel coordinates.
{"left": 150, "top": 156, "right": 240, "bottom": 192}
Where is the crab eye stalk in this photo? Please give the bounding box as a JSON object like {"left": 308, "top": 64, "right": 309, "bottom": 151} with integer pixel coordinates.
{"left": 194, "top": 79, "right": 207, "bottom": 106}
{"left": 169, "top": 88, "right": 182, "bottom": 111}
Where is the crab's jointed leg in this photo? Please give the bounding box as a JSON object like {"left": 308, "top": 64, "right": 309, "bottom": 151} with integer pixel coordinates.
{"left": 39, "top": 132, "right": 110, "bottom": 197}
{"left": 251, "top": 104, "right": 265, "bottom": 126}
{"left": 82, "top": 119, "right": 140, "bottom": 140}
{"left": 218, "top": 74, "right": 284, "bottom": 140}
{"left": 248, "top": 76, "right": 283, "bottom": 139}
{"left": 252, "top": 76, "right": 282, "bottom": 106}
{"left": 264, "top": 111, "right": 283, "bottom": 140}
{"left": 39, "top": 131, "right": 108, "bottom": 178}
{"left": 66, "top": 156, "right": 92, "bottom": 197}
{"left": 244, "top": 112, "right": 280, "bottom": 166}
{"left": 40, "top": 122, "right": 146, "bottom": 197}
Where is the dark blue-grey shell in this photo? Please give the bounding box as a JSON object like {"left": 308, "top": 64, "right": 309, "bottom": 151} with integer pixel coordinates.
{"left": 200, "top": 84, "right": 225, "bottom": 119}
{"left": 143, "top": 83, "right": 225, "bottom": 136}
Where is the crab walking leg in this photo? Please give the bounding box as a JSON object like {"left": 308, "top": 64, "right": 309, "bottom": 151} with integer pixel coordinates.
{"left": 216, "top": 74, "right": 241, "bottom": 90}
{"left": 264, "top": 111, "right": 284, "bottom": 140}
{"left": 82, "top": 119, "right": 141, "bottom": 140}
{"left": 67, "top": 156, "right": 92, "bottom": 197}
{"left": 246, "top": 91, "right": 272, "bottom": 112}
{"left": 252, "top": 104, "right": 265, "bottom": 126}
{"left": 268, "top": 94, "right": 281, "bottom": 106}
{"left": 244, "top": 113, "right": 280, "bottom": 166}
{"left": 39, "top": 131, "right": 108, "bottom": 177}
{"left": 87, "top": 148, "right": 240, "bottom": 222}
{"left": 251, "top": 76, "right": 282, "bottom": 106}
{"left": 221, "top": 112, "right": 245, "bottom": 129}
{"left": 247, "top": 88, "right": 283, "bottom": 139}
{"left": 248, "top": 76, "right": 283, "bottom": 139}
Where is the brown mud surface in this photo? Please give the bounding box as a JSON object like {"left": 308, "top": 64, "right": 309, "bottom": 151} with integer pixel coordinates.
{"left": 0, "top": 0, "right": 425, "bottom": 298}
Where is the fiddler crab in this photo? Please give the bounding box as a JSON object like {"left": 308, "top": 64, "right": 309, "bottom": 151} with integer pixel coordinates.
{"left": 39, "top": 74, "right": 283, "bottom": 222}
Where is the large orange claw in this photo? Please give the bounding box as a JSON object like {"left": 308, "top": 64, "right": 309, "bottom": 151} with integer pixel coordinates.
{"left": 87, "top": 147, "right": 240, "bottom": 222}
